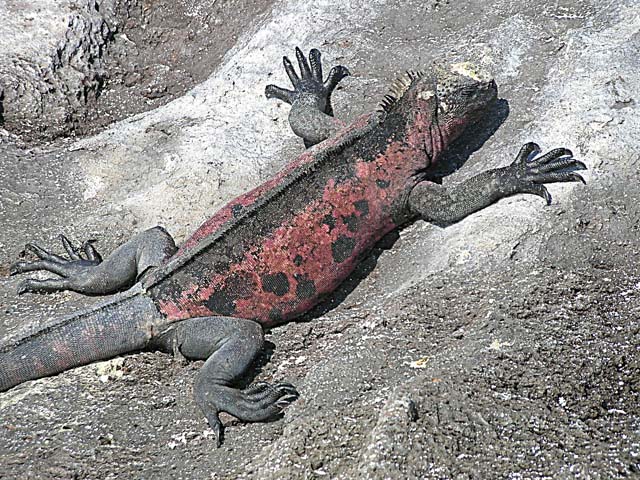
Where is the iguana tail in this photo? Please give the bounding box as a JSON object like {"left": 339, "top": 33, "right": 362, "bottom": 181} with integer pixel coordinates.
{"left": 0, "top": 285, "right": 163, "bottom": 392}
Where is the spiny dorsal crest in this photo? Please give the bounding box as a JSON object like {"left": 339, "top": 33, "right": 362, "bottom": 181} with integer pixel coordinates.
{"left": 377, "top": 70, "right": 425, "bottom": 113}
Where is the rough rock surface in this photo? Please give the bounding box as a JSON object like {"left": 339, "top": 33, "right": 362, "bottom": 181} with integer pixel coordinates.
{"left": 1, "top": 0, "right": 639, "bottom": 478}
{"left": 0, "top": 0, "right": 274, "bottom": 142}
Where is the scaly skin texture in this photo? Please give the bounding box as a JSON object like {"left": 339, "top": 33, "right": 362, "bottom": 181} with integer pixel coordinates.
{"left": 144, "top": 63, "right": 494, "bottom": 327}
{"left": 145, "top": 112, "right": 418, "bottom": 326}
{"left": 3, "top": 47, "right": 587, "bottom": 445}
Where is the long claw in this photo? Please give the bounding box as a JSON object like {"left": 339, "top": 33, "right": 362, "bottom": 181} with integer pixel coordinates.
{"left": 275, "top": 395, "right": 299, "bottom": 409}
{"left": 531, "top": 157, "right": 585, "bottom": 174}
{"left": 278, "top": 383, "right": 298, "bottom": 392}
{"left": 206, "top": 412, "right": 224, "bottom": 448}
{"left": 265, "top": 84, "right": 294, "bottom": 103}
{"left": 574, "top": 160, "right": 588, "bottom": 171}
{"left": 529, "top": 147, "right": 572, "bottom": 168}
{"left": 295, "top": 46, "right": 311, "bottom": 78}
{"left": 83, "top": 241, "right": 102, "bottom": 263}
{"left": 16, "top": 277, "right": 71, "bottom": 295}
{"left": 309, "top": 48, "right": 323, "bottom": 81}
{"left": 324, "top": 65, "right": 351, "bottom": 91}
{"left": 533, "top": 171, "right": 586, "bottom": 185}
{"left": 197, "top": 379, "right": 299, "bottom": 446}
{"left": 244, "top": 381, "right": 299, "bottom": 403}
{"left": 276, "top": 384, "right": 299, "bottom": 397}
{"left": 25, "top": 243, "right": 47, "bottom": 258}
{"left": 283, "top": 56, "right": 300, "bottom": 86}
{"left": 522, "top": 183, "right": 552, "bottom": 205}
{"left": 10, "top": 259, "right": 69, "bottom": 277}
{"left": 24, "top": 243, "right": 66, "bottom": 263}
{"left": 279, "top": 382, "right": 297, "bottom": 389}
{"left": 515, "top": 142, "right": 541, "bottom": 164}
{"left": 244, "top": 382, "right": 271, "bottom": 398}
{"left": 570, "top": 172, "right": 586, "bottom": 184}
{"left": 60, "top": 235, "right": 81, "bottom": 260}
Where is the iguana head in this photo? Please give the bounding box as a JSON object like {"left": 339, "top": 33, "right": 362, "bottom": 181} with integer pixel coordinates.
{"left": 379, "top": 63, "right": 497, "bottom": 158}
{"left": 431, "top": 62, "right": 497, "bottom": 134}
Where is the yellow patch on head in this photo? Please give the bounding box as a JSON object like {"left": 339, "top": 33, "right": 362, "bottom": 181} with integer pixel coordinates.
{"left": 450, "top": 62, "right": 492, "bottom": 82}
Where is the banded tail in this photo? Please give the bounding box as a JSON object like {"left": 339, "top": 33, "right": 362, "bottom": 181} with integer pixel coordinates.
{"left": 0, "top": 285, "right": 163, "bottom": 392}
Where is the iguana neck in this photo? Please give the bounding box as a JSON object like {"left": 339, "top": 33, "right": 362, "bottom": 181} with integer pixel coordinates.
{"left": 395, "top": 109, "right": 449, "bottom": 173}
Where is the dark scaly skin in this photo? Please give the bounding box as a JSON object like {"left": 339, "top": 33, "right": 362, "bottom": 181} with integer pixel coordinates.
{"left": 145, "top": 112, "right": 418, "bottom": 326}
{"left": 0, "top": 286, "right": 162, "bottom": 391}
{"left": 145, "top": 59, "right": 493, "bottom": 326}
{"left": 2, "top": 48, "right": 587, "bottom": 446}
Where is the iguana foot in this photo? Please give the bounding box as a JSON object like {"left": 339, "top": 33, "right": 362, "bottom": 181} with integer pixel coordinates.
{"left": 152, "top": 316, "right": 299, "bottom": 447}
{"left": 499, "top": 142, "right": 587, "bottom": 204}
{"left": 11, "top": 227, "right": 176, "bottom": 296}
{"left": 197, "top": 381, "right": 299, "bottom": 447}
{"left": 11, "top": 235, "right": 102, "bottom": 294}
{"left": 265, "top": 46, "right": 350, "bottom": 117}
{"left": 266, "top": 47, "right": 350, "bottom": 147}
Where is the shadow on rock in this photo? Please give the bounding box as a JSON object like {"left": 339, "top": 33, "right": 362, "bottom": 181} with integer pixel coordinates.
{"left": 429, "top": 98, "right": 510, "bottom": 179}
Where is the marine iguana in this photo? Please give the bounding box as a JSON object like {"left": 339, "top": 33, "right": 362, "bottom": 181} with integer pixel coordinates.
{"left": 1, "top": 47, "right": 586, "bottom": 445}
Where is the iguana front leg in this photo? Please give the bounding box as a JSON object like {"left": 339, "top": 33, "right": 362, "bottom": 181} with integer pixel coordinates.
{"left": 265, "top": 47, "right": 350, "bottom": 147}
{"left": 10, "top": 226, "right": 177, "bottom": 295}
{"left": 408, "top": 143, "right": 587, "bottom": 226}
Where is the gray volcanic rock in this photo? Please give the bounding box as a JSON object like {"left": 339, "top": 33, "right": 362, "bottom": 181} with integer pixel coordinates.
{"left": 0, "top": 0, "right": 639, "bottom": 478}
{"left": 0, "top": 0, "right": 274, "bottom": 142}
{"left": 0, "top": 0, "right": 130, "bottom": 140}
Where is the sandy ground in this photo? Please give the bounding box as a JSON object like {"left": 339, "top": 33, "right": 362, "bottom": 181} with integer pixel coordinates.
{"left": 0, "top": 0, "right": 639, "bottom": 478}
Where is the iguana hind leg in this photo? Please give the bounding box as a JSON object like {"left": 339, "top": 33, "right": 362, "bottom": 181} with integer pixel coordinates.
{"left": 408, "top": 143, "right": 587, "bottom": 226}
{"left": 151, "top": 316, "right": 299, "bottom": 446}
{"left": 11, "top": 226, "right": 177, "bottom": 295}
{"left": 265, "top": 47, "right": 350, "bottom": 147}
